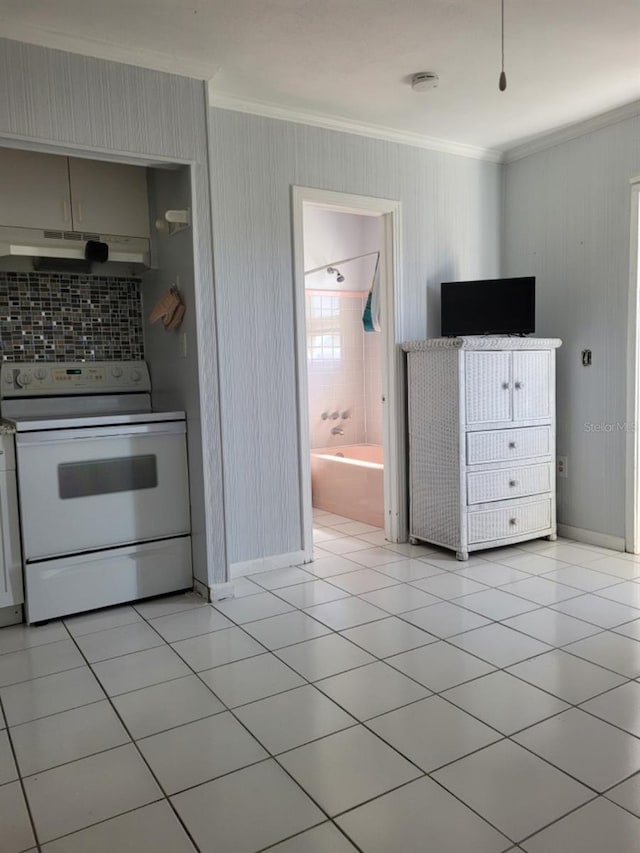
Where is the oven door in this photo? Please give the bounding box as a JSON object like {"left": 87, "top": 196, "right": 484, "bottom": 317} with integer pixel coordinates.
{"left": 16, "top": 421, "right": 190, "bottom": 561}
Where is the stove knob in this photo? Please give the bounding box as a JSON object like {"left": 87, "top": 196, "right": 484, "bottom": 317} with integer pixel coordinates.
{"left": 20, "top": 373, "right": 32, "bottom": 386}
{"left": 111, "top": 366, "right": 123, "bottom": 379}
{"left": 130, "top": 369, "right": 141, "bottom": 382}
{"left": 34, "top": 367, "right": 47, "bottom": 380}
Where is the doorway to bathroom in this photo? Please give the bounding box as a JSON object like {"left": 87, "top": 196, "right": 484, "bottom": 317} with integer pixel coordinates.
{"left": 291, "top": 188, "right": 404, "bottom": 562}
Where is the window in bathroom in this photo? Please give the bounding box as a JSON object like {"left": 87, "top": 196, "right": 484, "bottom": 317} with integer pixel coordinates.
{"left": 306, "top": 294, "right": 342, "bottom": 361}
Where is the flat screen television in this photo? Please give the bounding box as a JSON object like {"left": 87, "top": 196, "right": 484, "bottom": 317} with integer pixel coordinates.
{"left": 440, "top": 276, "right": 535, "bottom": 336}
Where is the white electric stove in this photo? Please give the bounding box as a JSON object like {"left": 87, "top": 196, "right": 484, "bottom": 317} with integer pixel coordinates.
{"left": 1, "top": 361, "right": 192, "bottom": 623}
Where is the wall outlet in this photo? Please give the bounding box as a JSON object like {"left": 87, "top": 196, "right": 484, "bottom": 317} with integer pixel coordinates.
{"left": 557, "top": 456, "right": 568, "bottom": 478}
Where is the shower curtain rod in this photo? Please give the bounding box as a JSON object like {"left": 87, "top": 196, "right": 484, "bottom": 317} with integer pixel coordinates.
{"left": 303, "top": 250, "right": 380, "bottom": 276}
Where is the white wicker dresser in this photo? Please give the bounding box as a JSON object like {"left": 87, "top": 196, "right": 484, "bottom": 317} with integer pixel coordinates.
{"left": 402, "top": 337, "right": 562, "bottom": 560}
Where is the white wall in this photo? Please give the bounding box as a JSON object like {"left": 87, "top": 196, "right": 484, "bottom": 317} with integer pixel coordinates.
{"left": 0, "top": 37, "right": 226, "bottom": 585}
{"left": 503, "top": 114, "right": 640, "bottom": 541}
{"left": 208, "top": 109, "right": 501, "bottom": 564}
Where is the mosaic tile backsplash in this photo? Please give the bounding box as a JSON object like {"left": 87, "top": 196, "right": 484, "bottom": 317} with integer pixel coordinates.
{"left": 0, "top": 272, "right": 144, "bottom": 361}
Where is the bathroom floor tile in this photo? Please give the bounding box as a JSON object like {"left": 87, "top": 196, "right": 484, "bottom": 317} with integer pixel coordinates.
{"left": 581, "top": 681, "right": 640, "bottom": 737}
{"left": 171, "top": 626, "right": 264, "bottom": 671}
{"left": 372, "top": 558, "right": 446, "bottom": 582}
{"left": 564, "top": 631, "right": 640, "bottom": 678}
{"left": 331, "top": 521, "right": 380, "bottom": 536}
{"left": 111, "top": 674, "right": 224, "bottom": 739}
{"left": 348, "top": 547, "right": 407, "bottom": 568}
{"left": 133, "top": 592, "right": 206, "bottom": 620}
{"left": 250, "top": 566, "right": 316, "bottom": 590}
{"left": 514, "top": 708, "right": 640, "bottom": 791}
{"left": 234, "top": 684, "right": 356, "bottom": 754}
{"left": 341, "top": 616, "right": 435, "bottom": 658}
{"left": 0, "top": 621, "right": 68, "bottom": 654}
{"left": 172, "top": 759, "right": 324, "bottom": 853}
{"left": 498, "top": 575, "right": 583, "bottom": 605}
{"left": 327, "top": 569, "right": 399, "bottom": 594}
{"left": 550, "top": 594, "right": 640, "bottom": 628}
{"left": 442, "top": 670, "right": 569, "bottom": 735}
{"left": 410, "top": 573, "right": 489, "bottom": 600}
{"left": 336, "top": 775, "right": 509, "bottom": 853}
{"left": 92, "top": 645, "right": 191, "bottom": 695}
{"left": 456, "top": 589, "right": 540, "bottom": 620}
{"left": 137, "top": 712, "right": 267, "bottom": 794}
{"left": 212, "top": 591, "right": 295, "bottom": 624}
{"left": 267, "top": 822, "right": 359, "bottom": 853}
{"left": 316, "top": 660, "right": 429, "bottom": 720}
{"left": 275, "top": 633, "right": 375, "bottom": 681}
{"left": 64, "top": 605, "right": 143, "bottom": 637}
{"left": 507, "top": 649, "right": 626, "bottom": 703}
{"left": 273, "top": 579, "right": 350, "bottom": 608}
{"left": 11, "top": 700, "right": 129, "bottom": 776}
{"left": 73, "top": 621, "right": 165, "bottom": 663}
{"left": 0, "top": 640, "right": 85, "bottom": 687}
{"left": 384, "top": 541, "right": 439, "bottom": 559}
{"left": 369, "top": 695, "right": 501, "bottom": 771}
{"left": 357, "top": 530, "right": 391, "bottom": 546}
{"left": 432, "top": 739, "right": 592, "bottom": 842}
{"left": 521, "top": 797, "right": 640, "bottom": 853}
{"left": 502, "top": 608, "right": 601, "bottom": 646}
{"left": 456, "top": 563, "right": 532, "bottom": 587}
{"left": 148, "top": 606, "right": 234, "bottom": 642}
{"left": 0, "top": 666, "right": 104, "bottom": 726}
{"left": 0, "top": 728, "right": 18, "bottom": 784}
{"left": 199, "top": 652, "right": 304, "bottom": 707}
{"left": 400, "top": 601, "right": 491, "bottom": 638}
{"left": 448, "top": 623, "right": 552, "bottom": 667}
{"left": 0, "top": 781, "right": 36, "bottom": 853}
{"left": 360, "top": 583, "right": 440, "bottom": 614}
{"left": 40, "top": 800, "right": 197, "bottom": 853}
{"left": 304, "top": 555, "right": 365, "bottom": 578}
{"left": 242, "top": 610, "right": 331, "bottom": 649}
{"left": 304, "top": 597, "right": 387, "bottom": 630}
{"left": 421, "top": 553, "right": 492, "bottom": 573}
{"left": 278, "top": 725, "right": 421, "bottom": 816}
{"left": 23, "top": 744, "right": 162, "bottom": 843}
{"left": 387, "top": 642, "right": 495, "bottom": 692}
{"left": 320, "top": 536, "right": 378, "bottom": 555}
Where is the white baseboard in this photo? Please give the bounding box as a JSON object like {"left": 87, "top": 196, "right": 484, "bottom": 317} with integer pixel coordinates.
{"left": 558, "top": 523, "right": 625, "bottom": 552}
{"left": 230, "top": 550, "right": 307, "bottom": 579}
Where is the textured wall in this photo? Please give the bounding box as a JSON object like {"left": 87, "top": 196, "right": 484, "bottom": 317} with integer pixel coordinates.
{"left": 0, "top": 37, "right": 225, "bottom": 585}
{"left": 503, "top": 115, "right": 640, "bottom": 540}
{"left": 208, "top": 109, "right": 501, "bottom": 563}
{"left": 0, "top": 271, "right": 143, "bottom": 361}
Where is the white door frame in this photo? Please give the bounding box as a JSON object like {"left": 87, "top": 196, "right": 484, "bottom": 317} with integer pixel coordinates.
{"left": 625, "top": 178, "right": 640, "bottom": 553}
{"left": 291, "top": 186, "right": 405, "bottom": 561}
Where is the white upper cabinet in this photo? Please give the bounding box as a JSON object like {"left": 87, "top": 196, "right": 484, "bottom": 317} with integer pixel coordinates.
{"left": 0, "top": 148, "right": 150, "bottom": 238}
{"left": 465, "top": 351, "right": 512, "bottom": 425}
{"left": 512, "top": 351, "right": 551, "bottom": 421}
{"left": 0, "top": 149, "right": 72, "bottom": 230}
{"left": 68, "top": 157, "right": 150, "bottom": 238}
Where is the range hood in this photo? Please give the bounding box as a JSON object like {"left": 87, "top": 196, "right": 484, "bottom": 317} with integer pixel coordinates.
{"left": 0, "top": 226, "right": 150, "bottom": 271}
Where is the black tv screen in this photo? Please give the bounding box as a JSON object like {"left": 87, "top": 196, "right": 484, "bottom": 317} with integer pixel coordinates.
{"left": 441, "top": 277, "right": 535, "bottom": 336}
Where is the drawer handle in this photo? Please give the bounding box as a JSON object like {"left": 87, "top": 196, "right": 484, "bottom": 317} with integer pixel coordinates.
{"left": 515, "top": 381, "right": 523, "bottom": 389}
{"left": 509, "top": 480, "right": 518, "bottom": 487}
{"left": 502, "top": 382, "right": 510, "bottom": 390}
{"left": 508, "top": 441, "right": 517, "bottom": 449}
{"left": 509, "top": 517, "right": 518, "bottom": 526}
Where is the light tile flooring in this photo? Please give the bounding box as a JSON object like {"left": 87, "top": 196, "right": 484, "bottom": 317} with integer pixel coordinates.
{"left": 2, "top": 513, "right": 640, "bottom": 850}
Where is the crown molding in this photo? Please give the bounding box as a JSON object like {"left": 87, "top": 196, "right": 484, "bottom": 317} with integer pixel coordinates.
{"left": 0, "top": 23, "right": 218, "bottom": 80}
{"left": 208, "top": 88, "right": 504, "bottom": 164}
{"left": 504, "top": 99, "right": 640, "bottom": 164}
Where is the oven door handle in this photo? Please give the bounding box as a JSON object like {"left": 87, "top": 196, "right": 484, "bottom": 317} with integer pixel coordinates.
{"left": 15, "top": 421, "right": 186, "bottom": 446}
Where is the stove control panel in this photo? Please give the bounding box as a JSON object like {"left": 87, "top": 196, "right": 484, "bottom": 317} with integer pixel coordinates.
{"left": 0, "top": 362, "right": 151, "bottom": 396}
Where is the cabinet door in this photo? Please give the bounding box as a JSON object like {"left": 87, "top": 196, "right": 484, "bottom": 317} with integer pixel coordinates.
{"left": 68, "top": 158, "right": 150, "bottom": 237}
{"left": 465, "top": 351, "right": 512, "bottom": 425}
{"left": 0, "top": 149, "right": 71, "bottom": 230}
{"left": 0, "top": 470, "right": 23, "bottom": 608}
{"left": 512, "top": 351, "right": 551, "bottom": 421}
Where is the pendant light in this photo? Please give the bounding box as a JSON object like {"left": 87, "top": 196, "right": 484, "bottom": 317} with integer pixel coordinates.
{"left": 499, "top": 0, "right": 507, "bottom": 91}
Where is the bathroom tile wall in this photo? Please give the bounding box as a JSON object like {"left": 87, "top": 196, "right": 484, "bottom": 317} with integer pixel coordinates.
{"left": 0, "top": 271, "right": 144, "bottom": 361}
{"left": 306, "top": 292, "right": 382, "bottom": 449}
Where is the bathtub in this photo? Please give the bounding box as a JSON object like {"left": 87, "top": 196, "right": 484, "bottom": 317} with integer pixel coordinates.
{"left": 311, "top": 444, "right": 384, "bottom": 528}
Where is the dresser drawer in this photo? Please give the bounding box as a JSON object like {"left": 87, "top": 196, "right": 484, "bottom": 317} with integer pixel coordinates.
{"left": 467, "top": 463, "right": 552, "bottom": 505}
{"left": 468, "top": 499, "right": 552, "bottom": 544}
{"left": 467, "top": 426, "right": 551, "bottom": 465}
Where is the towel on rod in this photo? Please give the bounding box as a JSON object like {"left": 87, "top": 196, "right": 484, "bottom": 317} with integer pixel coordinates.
{"left": 362, "top": 253, "right": 381, "bottom": 332}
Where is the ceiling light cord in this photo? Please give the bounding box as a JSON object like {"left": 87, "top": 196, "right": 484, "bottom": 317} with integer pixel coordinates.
{"left": 499, "top": 0, "right": 507, "bottom": 91}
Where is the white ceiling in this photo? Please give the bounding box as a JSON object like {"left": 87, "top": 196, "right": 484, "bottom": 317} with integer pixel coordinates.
{"left": 1, "top": 0, "right": 639, "bottom": 155}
